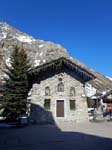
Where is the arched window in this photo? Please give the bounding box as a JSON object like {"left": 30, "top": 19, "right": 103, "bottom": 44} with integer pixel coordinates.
{"left": 45, "top": 86, "right": 50, "bottom": 96}
{"left": 70, "top": 87, "right": 76, "bottom": 96}
{"left": 58, "top": 82, "right": 64, "bottom": 92}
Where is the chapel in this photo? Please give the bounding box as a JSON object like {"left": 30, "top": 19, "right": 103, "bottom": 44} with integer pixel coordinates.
{"left": 27, "top": 57, "right": 95, "bottom": 124}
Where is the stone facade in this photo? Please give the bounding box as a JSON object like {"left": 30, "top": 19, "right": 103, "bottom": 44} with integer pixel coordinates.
{"left": 28, "top": 71, "right": 89, "bottom": 124}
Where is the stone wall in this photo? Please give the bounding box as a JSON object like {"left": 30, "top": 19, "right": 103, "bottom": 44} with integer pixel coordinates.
{"left": 28, "top": 72, "right": 89, "bottom": 124}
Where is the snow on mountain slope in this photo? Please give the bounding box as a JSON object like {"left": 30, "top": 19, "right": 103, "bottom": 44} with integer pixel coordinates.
{"left": 0, "top": 22, "right": 35, "bottom": 43}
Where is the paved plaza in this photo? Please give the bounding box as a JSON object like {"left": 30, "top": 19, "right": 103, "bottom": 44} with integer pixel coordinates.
{"left": 0, "top": 121, "right": 112, "bottom": 150}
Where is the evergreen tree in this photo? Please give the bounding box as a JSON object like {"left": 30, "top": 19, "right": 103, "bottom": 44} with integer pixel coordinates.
{"left": 1, "top": 46, "right": 31, "bottom": 121}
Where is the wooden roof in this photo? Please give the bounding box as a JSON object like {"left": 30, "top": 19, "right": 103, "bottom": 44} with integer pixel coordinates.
{"left": 28, "top": 57, "right": 95, "bottom": 82}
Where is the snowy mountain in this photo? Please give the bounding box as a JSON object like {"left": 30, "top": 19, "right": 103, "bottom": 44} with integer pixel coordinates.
{"left": 0, "top": 22, "right": 112, "bottom": 92}
{"left": 0, "top": 22, "right": 36, "bottom": 43}
{"left": 0, "top": 22, "right": 68, "bottom": 79}
{"left": 0, "top": 22, "right": 68, "bottom": 66}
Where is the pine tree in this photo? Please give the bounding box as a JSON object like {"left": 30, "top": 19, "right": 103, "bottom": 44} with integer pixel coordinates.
{"left": 1, "top": 46, "right": 31, "bottom": 121}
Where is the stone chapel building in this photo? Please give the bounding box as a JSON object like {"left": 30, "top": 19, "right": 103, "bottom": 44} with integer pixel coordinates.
{"left": 27, "top": 57, "right": 95, "bottom": 124}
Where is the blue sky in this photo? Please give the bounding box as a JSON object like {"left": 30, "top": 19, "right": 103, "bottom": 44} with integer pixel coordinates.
{"left": 0, "top": 0, "right": 112, "bottom": 77}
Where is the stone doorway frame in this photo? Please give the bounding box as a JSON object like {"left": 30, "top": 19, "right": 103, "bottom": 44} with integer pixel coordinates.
{"left": 55, "top": 98, "right": 66, "bottom": 119}
{"left": 56, "top": 100, "right": 64, "bottom": 117}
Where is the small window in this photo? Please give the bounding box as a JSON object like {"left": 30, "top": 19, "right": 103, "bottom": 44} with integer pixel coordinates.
{"left": 70, "top": 100, "right": 76, "bottom": 110}
{"left": 58, "top": 82, "right": 64, "bottom": 92}
{"left": 44, "top": 99, "right": 51, "bottom": 110}
{"left": 70, "top": 87, "right": 76, "bottom": 96}
{"left": 45, "top": 86, "right": 50, "bottom": 96}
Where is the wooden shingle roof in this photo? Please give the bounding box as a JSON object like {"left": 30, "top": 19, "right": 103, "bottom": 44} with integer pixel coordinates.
{"left": 28, "top": 57, "right": 95, "bottom": 82}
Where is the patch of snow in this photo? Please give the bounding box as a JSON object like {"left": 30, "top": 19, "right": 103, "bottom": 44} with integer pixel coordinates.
{"left": 1, "top": 25, "right": 9, "bottom": 30}
{"left": 101, "top": 89, "right": 111, "bottom": 96}
{"left": 88, "top": 108, "right": 94, "bottom": 112}
{"left": 85, "top": 83, "right": 96, "bottom": 97}
{"left": 2, "top": 32, "right": 7, "bottom": 38}
{"left": 6, "top": 57, "right": 11, "bottom": 67}
{"left": 28, "top": 90, "right": 32, "bottom": 96}
{"left": 102, "top": 91, "right": 107, "bottom": 95}
{"left": 0, "top": 32, "right": 7, "bottom": 40}
{"left": 40, "top": 52, "right": 43, "bottom": 56}
{"left": 90, "top": 68, "right": 95, "bottom": 72}
{"left": 70, "top": 57, "right": 73, "bottom": 59}
{"left": 43, "top": 59, "right": 46, "bottom": 63}
{"left": 0, "top": 117, "right": 4, "bottom": 120}
{"left": 91, "top": 96, "right": 98, "bottom": 99}
{"left": 34, "top": 60, "right": 41, "bottom": 67}
{"left": 3, "top": 73, "right": 9, "bottom": 79}
{"left": 17, "top": 35, "right": 35, "bottom": 44}
{"left": 39, "top": 44, "right": 44, "bottom": 48}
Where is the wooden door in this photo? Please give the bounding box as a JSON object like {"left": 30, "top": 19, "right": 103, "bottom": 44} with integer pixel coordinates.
{"left": 56, "top": 100, "right": 64, "bottom": 117}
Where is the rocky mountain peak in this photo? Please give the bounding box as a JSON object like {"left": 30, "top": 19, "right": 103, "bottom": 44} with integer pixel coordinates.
{"left": 0, "top": 22, "right": 36, "bottom": 43}
{"left": 0, "top": 22, "right": 69, "bottom": 83}
{"left": 0, "top": 22, "right": 68, "bottom": 68}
